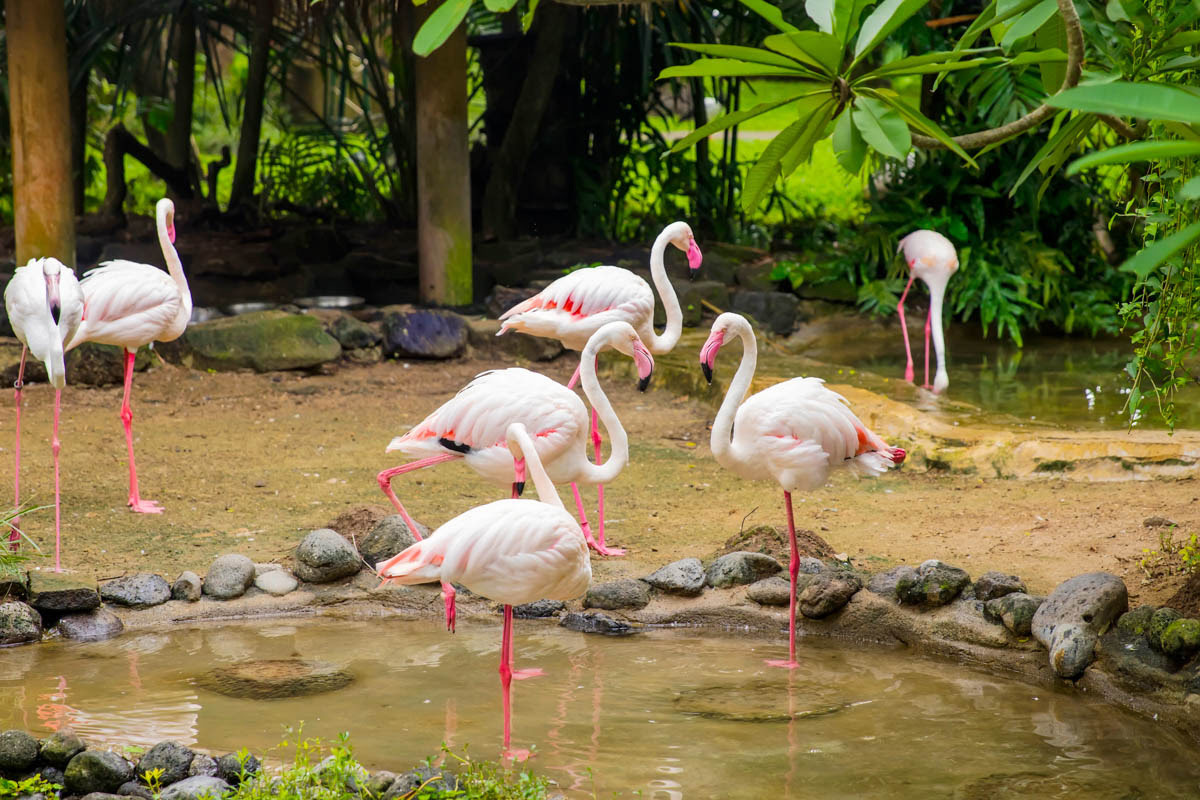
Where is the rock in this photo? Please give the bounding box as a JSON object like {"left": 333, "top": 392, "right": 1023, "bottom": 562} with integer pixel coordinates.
{"left": 136, "top": 741, "right": 194, "bottom": 786}
{"left": 383, "top": 766, "right": 458, "bottom": 800}
{"left": 82, "top": 793, "right": 128, "bottom": 800}
{"left": 328, "top": 314, "right": 380, "bottom": 349}
{"left": 28, "top": 573, "right": 100, "bottom": 614}
{"left": 867, "top": 565, "right": 919, "bottom": 600}
{"left": 381, "top": 309, "right": 468, "bottom": 359}
{"left": 735, "top": 261, "right": 781, "bottom": 291}
{"left": 983, "top": 593, "right": 1043, "bottom": 637}
{"left": 1160, "top": 618, "right": 1200, "bottom": 662}
{"left": 973, "top": 571, "right": 1027, "bottom": 602}
{"left": 253, "top": 570, "right": 298, "bottom": 596}
{"left": 895, "top": 560, "right": 970, "bottom": 607}
{"left": 64, "top": 750, "right": 134, "bottom": 795}
{"left": 730, "top": 290, "right": 800, "bottom": 335}
{"left": 358, "top": 515, "right": 428, "bottom": 567}
{"left": 746, "top": 576, "right": 805, "bottom": 606}
{"left": 468, "top": 318, "right": 564, "bottom": 362}
{"left": 584, "top": 579, "right": 652, "bottom": 610}
{"left": 187, "top": 755, "right": 219, "bottom": 779}
{"left": 216, "top": 753, "right": 260, "bottom": 786}
{"left": 253, "top": 563, "right": 282, "bottom": 577}
{"left": 701, "top": 242, "right": 766, "bottom": 285}
{"left": 0, "top": 565, "right": 26, "bottom": 601}
{"left": 203, "top": 555, "right": 256, "bottom": 599}
{"left": 1033, "top": 572, "right": 1128, "bottom": 679}
{"left": 1048, "top": 623, "right": 1097, "bottom": 680}
{"left": 705, "top": 552, "right": 782, "bottom": 588}
{"left": 513, "top": 599, "right": 565, "bottom": 618}
{"left": 57, "top": 608, "right": 125, "bottom": 641}
{"left": 364, "top": 771, "right": 397, "bottom": 797}
{"left": 294, "top": 529, "right": 361, "bottom": 583}
{"left": 0, "top": 601, "right": 42, "bottom": 645}
{"left": 344, "top": 346, "right": 381, "bottom": 364}
{"left": 560, "top": 611, "right": 636, "bottom": 635}
{"left": 158, "top": 775, "right": 230, "bottom": 800}
{"left": 1148, "top": 608, "right": 1183, "bottom": 652}
{"left": 798, "top": 572, "right": 862, "bottom": 619}
{"left": 1116, "top": 605, "right": 1156, "bottom": 637}
{"left": 99, "top": 574, "right": 171, "bottom": 608}
{"left": 118, "top": 782, "right": 154, "bottom": 798}
{"left": 485, "top": 286, "right": 538, "bottom": 319}
{"left": 643, "top": 558, "right": 706, "bottom": 597}
{"left": 40, "top": 729, "right": 86, "bottom": 766}
{"left": 171, "top": 572, "right": 202, "bottom": 602}
{"left": 66, "top": 343, "right": 152, "bottom": 387}
{"left": 38, "top": 764, "right": 65, "bottom": 786}
{"left": 179, "top": 311, "right": 341, "bottom": 372}
{"left": 1143, "top": 515, "right": 1177, "bottom": 528}
{"left": 198, "top": 659, "right": 353, "bottom": 699}
{"left": 0, "top": 729, "right": 39, "bottom": 774}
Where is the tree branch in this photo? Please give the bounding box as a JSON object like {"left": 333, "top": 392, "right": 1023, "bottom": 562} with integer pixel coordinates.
{"left": 1099, "top": 114, "right": 1140, "bottom": 140}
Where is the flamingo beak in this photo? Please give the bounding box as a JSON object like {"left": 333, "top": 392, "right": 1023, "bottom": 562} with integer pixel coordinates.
{"left": 687, "top": 238, "right": 702, "bottom": 277}
{"left": 890, "top": 448, "right": 907, "bottom": 465}
{"left": 633, "top": 341, "right": 654, "bottom": 392}
{"left": 699, "top": 328, "right": 724, "bottom": 384}
{"left": 513, "top": 458, "right": 526, "bottom": 497}
{"left": 47, "top": 274, "right": 62, "bottom": 326}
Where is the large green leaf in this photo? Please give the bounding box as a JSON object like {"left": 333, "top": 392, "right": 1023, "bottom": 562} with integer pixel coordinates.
{"left": 806, "top": 0, "right": 836, "bottom": 34}
{"left": 659, "top": 59, "right": 803, "bottom": 79}
{"left": 939, "top": 0, "right": 1040, "bottom": 89}
{"left": 738, "top": 0, "right": 801, "bottom": 33}
{"left": 1160, "top": 30, "right": 1200, "bottom": 54}
{"left": 807, "top": 0, "right": 874, "bottom": 45}
{"left": 781, "top": 100, "right": 837, "bottom": 176}
{"left": 763, "top": 31, "right": 843, "bottom": 75}
{"left": 1033, "top": 6, "right": 1067, "bottom": 91}
{"left": 671, "top": 43, "right": 807, "bottom": 70}
{"left": 832, "top": 109, "right": 867, "bottom": 173}
{"left": 866, "top": 47, "right": 997, "bottom": 76}
{"left": 999, "top": 0, "right": 1056, "bottom": 53}
{"left": 1065, "top": 140, "right": 1200, "bottom": 175}
{"left": 413, "top": 0, "right": 472, "bottom": 57}
{"left": 742, "top": 118, "right": 811, "bottom": 211}
{"left": 851, "top": 95, "right": 911, "bottom": 159}
{"left": 483, "top": 0, "right": 518, "bottom": 12}
{"left": 1119, "top": 221, "right": 1200, "bottom": 281}
{"left": 863, "top": 56, "right": 1005, "bottom": 79}
{"left": 1008, "top": 111, "right": 1094, "bottom": 194}
{"left": 1179, "top": 176, "right": 1200, "bottom": 200}
{"left": 864, "top": 89, "right": 976, "bottom": 166}
{"left": 1050, "top": 82, "right": 1200, "bottom": 123}
{"left": 667, "top": 93, "right": 821, "bottom": 154}
{"left": 852, "top": 0, "right": 931, "bottom": 64}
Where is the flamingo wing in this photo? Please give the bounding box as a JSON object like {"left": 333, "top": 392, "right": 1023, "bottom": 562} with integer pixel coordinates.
{"left": 73, "top": 261, "right": 183, "bottom": 349}
{"left": 4, "top": 265, "right": 57, "bottom": 363}
{"left": 498, "top": 267, "right": 653, "bottom": 348}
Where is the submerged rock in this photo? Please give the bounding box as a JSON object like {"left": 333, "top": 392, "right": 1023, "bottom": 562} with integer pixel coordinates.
{"left": 0, "top": 600, "right": 41, "bottom": 646}
{"left": 294, "top": 529, "right": 361, "bottom": 583}
{"left": 100, "top": 573, "right": 171, "bottom": 608}
{"left": 382, "top": 309, "right": 468, "bottom": 359}
{"left": 1032, "top": 572, "right": 1127, "bottom": 679}
{"left": 983, "top": 593, "right": 1042, "bottom": 637}
{"left": 65, "top": 750, "right": 134, "bottom": 795}
{"left": 560, "top": 611, "right": 636, "bottom": 636}
{"left": 56, "top": 608, "right": 124, "bottom": 641}
{"left": 799, "top": 572, "right": 862, "bottom": 618}
{"left": 198, "top": 659, "right": 353, "bottom": 699}
{"left": 171, "top": 572, "right": 202, "bottom": 602}
{"left": 705, "top": 552, "right": 782, "bottom": 588}
{"left": 584, "top": 579, "right": 652, "bottom": 610}
{"left": 136, "top": 741, "right": 195, "bottom": 786}
{"left": 28, "top": 573, "right": 100, "bottom": 614}
{"left": 203, "top": 555, "right": 255, "bottom": 599}
{"left": 973, "top": 572, "right": 1027, "bottom": 602}
{"left": 0, "top": 729, "right": 39, "bottom": 774}
{"left": 513, "top": 599, "right": 565, "bottom": 618}
{"left": 644, "top": 558, "right": 706, "bottom": 597}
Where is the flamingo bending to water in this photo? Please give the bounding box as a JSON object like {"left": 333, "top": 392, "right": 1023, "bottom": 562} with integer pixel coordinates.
{"left": 700, "top": 313, "right": 905, "bottom": 668}
{"left": 377, "top": 422, "right": 591, "bottom": 760}
{"left": 68, "top": 198, "right": 192, "bottom": 513}
{"left": 498, "top": 221, "right": 702, "bottom": 554}
{"left": 4, "top": 258, "right": 84, "bottom": 568}
{"left": 897, "top": 230, "right": 959, "bottom": 393}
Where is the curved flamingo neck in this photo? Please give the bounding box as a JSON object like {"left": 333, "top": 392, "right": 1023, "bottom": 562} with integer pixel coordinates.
{"left": 924, "top": 271, "right": 950, "bottom": 391}
{"left": 156, "top": 205, "right": 193, "bottom": 323}
{"left": 508, "top": 424, "right": 564, "bottom": 510}
{"left": 645, "top": 228, "right": 682, "bottom": 354}
{"left": 576, "top": 333, "right": 629, "bottom": 485}
{"left": 710, "top": 317, "right": 757, "bottom": 468}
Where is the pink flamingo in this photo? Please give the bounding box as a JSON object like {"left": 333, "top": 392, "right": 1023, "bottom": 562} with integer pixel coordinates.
{"left": 897, "top": 230, "right": 959, "bottom": 394}
{"left": 377, "top": 422, "right": 591, "bottom": 761}
{"left": 4, "top": 258, "right": 84, "bottom": 568}
{"left": 498, "top": 221, "right": 702, "bottom": 555}
{"left": 378, "top": 322, "right": 651, "bottom": 632}
{"left": 66, "top": 198, "right": 192, "bottom": 514}
{"left": 700, "top": 313, "right": 905, "bottom": 669}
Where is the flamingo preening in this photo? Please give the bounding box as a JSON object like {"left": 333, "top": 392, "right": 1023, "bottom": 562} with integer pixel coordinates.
{"left": 700, "top": 313, "right": 905, "bottom": 669}
{"left": 498, "top": 221, "right": 702, "bottom": 555}
{"left": 67, "top": 198, "right": 192, "bottom": 513}
{"left": 377, "top": 422, "right": 591, "bottom": 761}
{"left": 897, "top": 229, "right": 959, "bottom": 394}
{"left": 4, "top": 258, "right": 84, "bottom": 569}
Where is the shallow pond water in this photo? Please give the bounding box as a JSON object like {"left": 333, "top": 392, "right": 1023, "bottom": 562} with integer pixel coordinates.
{"left": 2, "top": 619, "right": 1198, "bottom": 798}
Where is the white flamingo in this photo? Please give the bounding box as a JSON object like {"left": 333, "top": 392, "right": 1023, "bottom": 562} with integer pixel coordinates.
{"left": 67, "top": 198, "right": 192, "bottom": 513}
{"left": 4, "top": 257, "right": 84, "bottom": 569}
{"left": 700, "top": 313, "right": 905, "bottom": 668}
{"left": 497, "top": 221, "right": 701, "bottom": 553}
{"left": 377, "top": 422, "right": 591, "bottom": 761}
{"left": 897, "top": 230, "right": 959, "bottom": 393}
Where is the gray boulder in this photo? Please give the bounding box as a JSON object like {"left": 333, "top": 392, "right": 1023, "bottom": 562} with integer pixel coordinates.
{"left": 172, "top": 572, "right": 202, "bottom": 602}
{"left": 137, "top": 741, "right": 195, "bottom": 786}
{"left": 513, "top": 599, "right": 565, "bottom": 618}
{"left": 158, "top": 775, "right": 230, "bottom": 800}
{"left": 560, "top": 611, "right": 636, "bottom": 635}
{"left": 40, "top": 729, "right": 86, "bottom": 766}
{"left": 179, "top": 311, "right": 341, "bottom": 372}
{"left": 896, "top": 560, "right": 971, "bottom": 607}
{"left": 983, "top": 593, "right": 1043, "bottom": 637}
{"left": 294, "top": 529, "right": 361, "bottom": 583}
{"left": 57, "top": 608, "right": 125, "bottom": 641}
{"left": 0, "top": 729, "right": 39, "bottom": 774}
{"left": 100, "top": 574, "right": 171, "bottom": 608}
{"left": 118, "top": 781, "right": 154, "bottom": 798}
{"left": 731, "top": 290, "right": 800, "bottom": 335}
{"left": 866, "top": 565, "right": 919, "bottom": 600}
{"left": 705, "top": 552, "right": 782, "bottom": 588}
{"left": 799, "top": 572, "right": 862, "bottom": 619}
{"left": 203, "top": 555, "right": 256, "bottom": 599}
{"left": 364, "top": 771, "right": 397, "bottom": 797}
{"left": 382, "top": 310, "right": 468, "bottom": 359}
{"left": 973, "top": 571, "right": 1027, "bottom": 602}
{"left": 383, "top": 766, "right": 458, "bottom": 800}
{"left": 187, "top": 755, "right": 219, "bottom": 778}
{"left": 583, "top": 579, "right": 652, "bottom": 610}
{"left": 216, "top": 753, "right": 260, "bottom": 786}
{"left": 1048, "top": 623, "right": 1098, "bottom": 680}
{"left": 65, "top": 750, "right": 134, "bottom": 795}
{"left": 359, "top": 515, "right": 427, "bottom": 567}
{"left": 39, "top": 765, "right": 65, "bottom": 787}
{"left": 328, "top": 314, "right": 380, "bottom": 349}
{"left": 28, "top": 572, "right": 99, "bottom": 613}
{"left": 1032, "top": 572, "right": 1128, "bottom": 679}
{"left": 746, "top": 576, "right": 805, "bottom": 606}
{"left": 253, "top": 570, "right": 298, "bottom": 596}
{"left": 0, "top": 601, "right": 41, "bottom": 646}
{"left": 643, "top": 558, "right": 705, "bottom": 597}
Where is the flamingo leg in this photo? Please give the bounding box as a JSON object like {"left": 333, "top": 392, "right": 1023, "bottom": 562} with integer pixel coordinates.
{"left": 120, "top": 350, "right": 162, "bottom": 514}
{"left": 923, "top": 306, "right": 933, "bottom": 389}
{"left": 565, "top": 363, "right": 582, "bottom": 390}
{"left": 506, "top": 603, "right": 545, "bottom": 681}
{"left": 10, "top": 347, "right": 26, "bottom": 549}
{"left": 766, "top": 491, "right": 801, "bottom": 669}
{"left": 52, "top": 389, "right": 63, "bottom": 572}
{"left": 499, "top": 605, "right": 532, "bottom": 761}
{"left": 896, "top": 274, "right": 916, "bottom": 384}
{"left": 571, "top": 482, "right": 620, "bottom": 557}
{"left": 591, "top": 407, "right": 625, "bottom": 557}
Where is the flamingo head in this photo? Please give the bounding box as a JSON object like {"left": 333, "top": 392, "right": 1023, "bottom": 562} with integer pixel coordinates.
{"left": 631, "top": 336, "right": 655, "bottom": 392}
{"left": 889, "top": 447, "right": 907, "bottom": 465}
{"left": 39, "top": 258, "right": 64, "bottom": 325}
{"left": 603, "top": 323, "right": 655, "bottom": 391}
{"left": 667, "top": 221, "right": 702, "bottom": 278}
{"left": 157, "top": 198, "right": 176, "bottom": 244}
{"left": 699, "top": 326, "right": 726, "bottom": 384}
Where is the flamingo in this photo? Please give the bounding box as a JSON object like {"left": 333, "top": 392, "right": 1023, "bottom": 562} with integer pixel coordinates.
{"left": 700, "top": 313, "right": 905, "bottom": 669}
{"left": 497, "top": 221, "right": 702, "bottom": 554}
{"left": 377, "top": 322, "right": 651, "bottom": 632}
{"left": 377, "top": 422, "right": 591, "bottom": 761}
{"left": 897, "top": 230, "right": 959, "bottom": 394}
{"left": 4, "top": 258, "right": 84, "bottom": 568}
{"left": 67, "top": 198, "right": 192, "bottom": 513}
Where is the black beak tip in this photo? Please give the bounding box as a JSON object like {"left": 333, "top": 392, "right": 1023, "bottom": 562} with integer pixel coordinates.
{"left": 688, "top": 269, "right": 697, "bottom": 282}
{"left": 514, "top": 481, "right": 526, "bottom": 497}
{"left": 701, "top": 363, "right": 713, "bottom": 384}
{"left": 50, "top": 303, "right": 61, "bottom": 326}
{"left": 637, "top": 374, "right": 651, "bottom": 392}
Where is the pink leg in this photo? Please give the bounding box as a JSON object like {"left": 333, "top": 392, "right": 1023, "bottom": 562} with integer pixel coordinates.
{"left": 590, "top": 408, "right": 625, "bottom": 557}
{"left": 571, "top": 482, "right": 620, "bottom": 557}
{"left": 52, "top": 389, "right": 63, "bottom": 572}
{"left": 505, "top": 603, "right": 545, "bottom": 681}
{"left": 565, "top": 362, "right": 582, "bottom": 390}
{"left": 897, "top": 274, "right": 916, "bottom": 384}
{"left": 121, "top": 350, "right": 162, "bottom": 514}
{"left": 499, "top": 605, "right": 532, "bottom": 761}
{"left": 766, "top": 491, "right": 801, "bottom": 669}
{"left": 923, "top": 308, "right": 932, "bottom": 389}
{"left": 10, "top": 347, "right": 26, "bottom": 548}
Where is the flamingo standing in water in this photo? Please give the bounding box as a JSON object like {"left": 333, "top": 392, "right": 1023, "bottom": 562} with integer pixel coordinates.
{"left": 897, "top": 230, "right": 959, "bottom": 394}
{"left": 67, "top": 198, "right": 192, "bottom": 513}
{"left": 700, "top": 313, "right": 905, "bottom": 669}
{"left": 377, "top": 422, "right": 591, "bottom": 761}
{"left": 498, "top": 221, "right": 702, "bottom": 555}
{"left": 378, "top": 321, "right": 652, "bottom": 631}
{"left": 4, "top": 258, "right": 84, "bottom": 568}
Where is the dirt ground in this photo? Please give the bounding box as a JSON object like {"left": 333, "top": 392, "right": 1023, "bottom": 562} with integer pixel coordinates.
{"left": 3, "top": 352, "right": 1197, "bottom": 608}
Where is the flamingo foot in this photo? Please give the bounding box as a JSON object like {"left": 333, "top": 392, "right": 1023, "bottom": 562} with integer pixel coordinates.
{"left": 904, "top": 366, "right": 915, "bottom": 383}
{"left": 765, "top": 659, "right": 801, "bottom": 670}
{"left": 502, "top": 747, "right": 533, "bottom": 763}
{"left": 511, "top": 667, "right": 545, "bottom": 681}
{"left": 129, "top": 498, "right": 164, "bottom": 514}
{"left": 593, "top": 543, "right": 627, "bottom": 557}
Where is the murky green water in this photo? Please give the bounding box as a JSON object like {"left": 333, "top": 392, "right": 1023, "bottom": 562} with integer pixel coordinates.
{"left": 2, "top": 619, "right": 1198, "bottom": 798}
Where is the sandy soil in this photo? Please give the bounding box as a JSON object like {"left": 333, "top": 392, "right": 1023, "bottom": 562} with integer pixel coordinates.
{"left": 3, "top": 352, "right": 1197, "bottom": 607}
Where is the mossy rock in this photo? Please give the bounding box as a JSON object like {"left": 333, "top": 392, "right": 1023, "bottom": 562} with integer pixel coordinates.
{"left": 176, "top": 311, "right": 341, "bottom": 372}
{"left": 1148, "top": 607, "right": 1183, "bottom": 652}
{"left": 197, "top": 659, "right": 353, "bottom": 699}
{"left": 1160, "top": 618, "right": 1200, "bottom": 662}
{"left": 1116, "top": 605, "right": 1156, "bottom": 637}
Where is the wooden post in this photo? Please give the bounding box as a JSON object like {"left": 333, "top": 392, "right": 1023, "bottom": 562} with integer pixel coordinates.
{"left": 414, "top": 5, "right": 472, "bottom": 306}
{"left": 6, "top": 0, "right": 75, "bottom": 267}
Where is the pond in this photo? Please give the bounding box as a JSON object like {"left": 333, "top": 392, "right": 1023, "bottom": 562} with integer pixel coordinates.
{"left": 2, "top": 618, "right": 1198, "bottom": 799}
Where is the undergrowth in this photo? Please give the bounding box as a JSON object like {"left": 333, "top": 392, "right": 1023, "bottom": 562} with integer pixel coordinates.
{"left": 1140, "top": 526, "right": 1200, "bottom": 581}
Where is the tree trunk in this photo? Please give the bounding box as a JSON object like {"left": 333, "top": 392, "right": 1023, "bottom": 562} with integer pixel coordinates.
{"left": 414, "top": 4, "right": 472, "bottom": 305}
{"left": 229, "top": 0, "right": 275, "bottom": 210}
{"left": 7, "top": 0, "right": 75, "bottom": 266}
{"left": 168, "top": 2, "right": 198, "bottom": 187}
{"left": 481, "top": 4, "right": 568, "bottom": 240}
